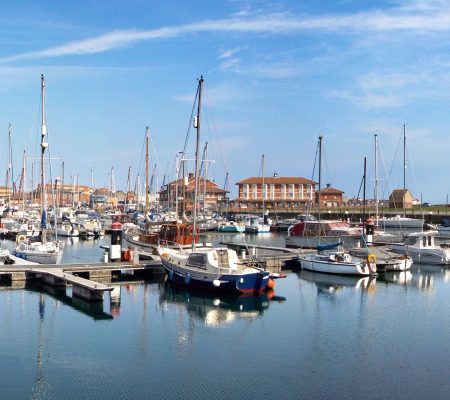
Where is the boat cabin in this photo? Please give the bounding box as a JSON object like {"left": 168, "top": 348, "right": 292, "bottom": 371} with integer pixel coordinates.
{"left": 160, "top": 223, "right": 199, "bottom": 245}
{"left": 402, "top": 232, "right": 437, "bottom": 249}
{"left": 288, "top": 220, "right": 361, "bottom": 237}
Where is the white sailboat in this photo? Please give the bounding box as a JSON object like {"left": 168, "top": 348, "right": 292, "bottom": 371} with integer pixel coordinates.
{"left": 244, "top": 155, "right": 271, "bottom": 233}
{"left": 375, "top": 125, "right": 423, "bottom": 229}
{"left": 298, "top": 136, "right": 377, "bottom": 276}
{"left": 13, "top": 75, "right": 63, "bottom": 265}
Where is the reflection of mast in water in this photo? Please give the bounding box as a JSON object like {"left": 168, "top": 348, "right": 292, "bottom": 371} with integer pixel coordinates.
{"left": 31, "top": 293, "right": 49, "bottom": 400}
{"left": 138, "top": 283, "right": 150, "bottom": 354}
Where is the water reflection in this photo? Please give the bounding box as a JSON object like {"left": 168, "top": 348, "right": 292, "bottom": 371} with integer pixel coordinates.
{"left": 298, "top": 269, "right": 377, "bottom": 297}
{"left": 159, "top": 282, "right": 284, "bottom": 326}
{"left": 26, "top": 282, "right": 113, "bottom": 320}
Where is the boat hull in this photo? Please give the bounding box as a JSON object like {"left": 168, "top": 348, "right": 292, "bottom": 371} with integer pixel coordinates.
{"left": 161, "top": 257, "right": 270, "bottom": 294}
{"left": 389, "top": 245, "right": 450, "bottom": 265}
{"left": 13, "top": 250, "right": 63, "bottom": 264}
{"left": 299, "top": 254, "right": 375, "bottom": 276}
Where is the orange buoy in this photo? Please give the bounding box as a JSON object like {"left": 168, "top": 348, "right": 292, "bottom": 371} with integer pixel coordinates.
{"left": 266, "top": 288, "right": 275, "bottom": 300}
{"left": 266, "top": 277, "right": 275, "bottom": 290}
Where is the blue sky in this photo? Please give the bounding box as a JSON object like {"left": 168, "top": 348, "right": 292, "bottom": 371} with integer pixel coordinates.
{"left": 1, "top": 0, "right": 450, "bottom": 203}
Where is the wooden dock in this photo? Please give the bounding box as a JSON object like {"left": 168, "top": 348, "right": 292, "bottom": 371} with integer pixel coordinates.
{"left": 220, "top": 242, "right": 307, "bottom": 270}
{"left": 0, "top": 259, "right": 164, "bottom": 302}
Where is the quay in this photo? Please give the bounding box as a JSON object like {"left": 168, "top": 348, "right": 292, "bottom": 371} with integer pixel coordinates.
{"left": 220, "top": 242, "right": 306, "bottom": 270}
{"left": 0, "top": 259, "right": 164, "bottom": 301}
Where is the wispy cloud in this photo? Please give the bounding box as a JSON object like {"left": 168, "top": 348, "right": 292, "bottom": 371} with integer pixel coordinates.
{"left": 3, "top": 2, "right": 450, "bottom": 63}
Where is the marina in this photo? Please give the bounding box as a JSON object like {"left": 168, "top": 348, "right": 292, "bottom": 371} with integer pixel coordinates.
{"left": 2, "top": 2, "right": 450, "bottom": 398}
{"left": 0, "top": 231, "right": 449, "bottom": 399}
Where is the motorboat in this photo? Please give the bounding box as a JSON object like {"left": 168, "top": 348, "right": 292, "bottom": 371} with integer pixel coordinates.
{"left": 389, "top": 231, "right": 450, "bottom": 265}
{"left": 217, "top": 220, "right": 245, "bottom": 233}
{"left": 376, "top": 215, "right": 424, "bottom": 229}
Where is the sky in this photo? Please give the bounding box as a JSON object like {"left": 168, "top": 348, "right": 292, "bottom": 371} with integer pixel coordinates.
{"left": 1, "top": 0, "right": 450, "bottom": 203}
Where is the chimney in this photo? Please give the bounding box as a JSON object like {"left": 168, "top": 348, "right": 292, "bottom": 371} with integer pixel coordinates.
{"left": 273, "top": 172, "right": 278, "bottom": 178}
{"left": 188, "top": 172, "right": 194, "bottom": 179}
{"left": 326, "top": 183, "right": 331, "bottom": 188}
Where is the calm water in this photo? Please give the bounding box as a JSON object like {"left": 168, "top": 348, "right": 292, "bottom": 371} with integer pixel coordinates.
{"left": 1, "top": 233, "right": 449, "bottom": 400}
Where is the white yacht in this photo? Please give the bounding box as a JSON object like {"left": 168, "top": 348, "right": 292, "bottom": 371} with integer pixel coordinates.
{"left": 389, "top": 231, "right": 450, "bottom": 265}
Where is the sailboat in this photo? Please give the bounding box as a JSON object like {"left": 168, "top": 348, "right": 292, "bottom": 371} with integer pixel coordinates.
{"left": 158, "top": 77, "right": 271, "bottom": 293}
{"left": 13, "top": 75, "right": 63, "bottom": 264}
{"left": 244, "top": 155, "right": 271, "bottom": 233}
{"left": 298, "top": 136, "right": 377, "bottom": 276}
{"left": 375, "top": 125, "right": 423, "bottom": 229}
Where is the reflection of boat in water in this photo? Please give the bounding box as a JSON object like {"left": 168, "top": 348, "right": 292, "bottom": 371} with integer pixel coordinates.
{"left": 298, "top": 269, "right": 376, "bottom": 295}
{"left": 159, "top": 283, "right": 279, "bottom": 326}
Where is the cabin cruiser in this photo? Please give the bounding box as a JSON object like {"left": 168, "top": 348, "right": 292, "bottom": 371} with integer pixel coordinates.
{"left": 389, "top": 231, "right": 450, "bottom": 265}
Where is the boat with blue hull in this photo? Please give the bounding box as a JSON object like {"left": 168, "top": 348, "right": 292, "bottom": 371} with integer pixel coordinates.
{"left": 159, "top": 244, "right": 271, "bottom": 294}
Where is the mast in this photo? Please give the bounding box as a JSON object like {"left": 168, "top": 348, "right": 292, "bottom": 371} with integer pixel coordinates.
{"left": 262, "top": 154, "right": 266, "bottom": 219}
{"left": 145, "top": 126, "right": 149, "bottom": 223}
{"left": 7, "top": 124, "right": 13, "bottom": 208}
{"left": 21, "top": 150, "right": 26, "bottom": 214}
{"left": 90, "top": 166, "right": 94, "bottom": 209}
{"left": 363, "top": 157, "right": 366, "bottom": 221}
{"left": 374, "top": 134, "right": 379, "bottom": 225}
{"left": 192, "top": 76, "right": 204, "bottom": 248}
{"left": 126, "top": 166, "right": 131, "bottom": 212}
{"left": 318, "top": 136, "right": 322, "bottom": 223}
{"left": 403, "top": 124, "right": 406, "bottom": 217}
{"left": 40, "top": 74, "right": 48, "bottom": 243}
{"left": 60, "top": 162, "right": 64, "bottom": 207}
{"left": 202, "top": 142, "right": 208, "bottom": 216}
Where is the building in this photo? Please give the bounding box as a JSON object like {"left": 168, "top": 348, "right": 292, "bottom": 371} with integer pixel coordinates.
{"left": 159, "top": 173, "right": 227, "bottom": 212}
{"left": 389, "top": 189, "right": 413, "bottom": 209}
{"left": 234, "top": 176, "right": 317, "bottom": 210}
{"left": 316, "top": 184, "right": 344, "bottom": 208}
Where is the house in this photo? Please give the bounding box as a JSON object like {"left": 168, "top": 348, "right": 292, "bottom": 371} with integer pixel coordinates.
{"left": 316, "top": 184, "right": 344, "bottom": 208}
{"left": 159, "top": 173, "right": 227, "bottom": 212}
{"left": 389, "top": 189, "right": 413, "bottom": 209}
{"left": 235, "top": 175, "right": 317, "bottom": 210}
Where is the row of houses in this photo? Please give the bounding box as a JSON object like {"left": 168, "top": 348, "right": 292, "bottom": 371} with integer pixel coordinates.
{"left": 0, "top": 175, "right": 416, "bottom": 211}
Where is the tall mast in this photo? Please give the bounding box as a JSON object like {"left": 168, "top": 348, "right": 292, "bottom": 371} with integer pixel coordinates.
{"left": 60, "top": 162, "right": 64, "bottom": 208}
{"left": 261, "top": 154, "right": 266, "bottom": 217}
{"left": 7, "top": 124, "right": 13, "bottom": 207}
{"left": 363, "top": 157, "right": 366, "bottom": 221}
{"left": 21, "top": 149, "right": 26, "bottom": 214}
{"left": 145, "top": 126, "right": 149, "bottom": 222}
{"left": 318, "top": 136, "right": 322, "bottom": 220}
{"left": 403, "top": 124, "right": 406, "bottom": 216}
{"left": 202, "top": 142, "right": 208, "bottom": 216}
{"left": 126, "top": 166, "right": 131, "bottom": 212}
{"left": 40, "top": 74, "right": 48, "bottom": 243}
{"left": 374, "top": 133, "right": 379, "bottom": 224}
{"left": 90, "top": 166, "right": 94, "bottom": 209}
{"left": 192, "top": 76, "right": 204, "bottom": 249}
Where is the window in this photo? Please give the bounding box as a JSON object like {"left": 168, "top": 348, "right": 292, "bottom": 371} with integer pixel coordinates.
{"left": 270, "top": 184, "right": 275, "bottom": 199}
{"left": 262, "top": 184, "right": 268, "bottom": 199}
{"left": 281, "top": 184, "right": 286, "bottom": 199}
{"left": 289, "top": 184, "right": 295, "bottom": 199}
{"left": 299, "top": 184, "right": 304, "bottom": 199}
{"left": 252, "top": 184, "right": 257, "bottom": 198}
{"left": 187, "top": 253, "right": 207, "bottom": 269}
{"left": 242, "top": 184, "right": 249, "bottom": 199}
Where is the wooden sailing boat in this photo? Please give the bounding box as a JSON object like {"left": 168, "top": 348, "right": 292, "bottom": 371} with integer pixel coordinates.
{"left": 158, "top": 76, "right": 271, "bottom": 293}
{"left": 13, "top": 75, "right": 63, "bottom": 264}
{"left": 122, "top": 127, "right": 196, "bottom": 258}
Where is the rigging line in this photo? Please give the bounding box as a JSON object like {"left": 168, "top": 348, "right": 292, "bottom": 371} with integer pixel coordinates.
{"left": 181, "top": 82, "right": 200, "bottom": 157}
{"left": 202, "top": 86, "right": 229, "bottom": 180}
